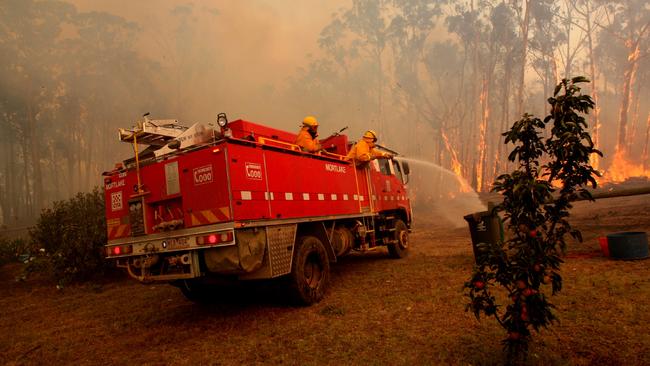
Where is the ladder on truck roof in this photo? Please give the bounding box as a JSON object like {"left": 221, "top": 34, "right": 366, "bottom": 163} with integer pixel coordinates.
{"left": 118, "top": 117, "right": 187, "bottom": 147}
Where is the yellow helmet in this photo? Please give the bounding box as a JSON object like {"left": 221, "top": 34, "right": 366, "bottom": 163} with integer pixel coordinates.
{"left": 363, "top": 130, "right": 377, "bottom": 141}
{"left": 302, "top": 116, "right": 318, "bottom": 127}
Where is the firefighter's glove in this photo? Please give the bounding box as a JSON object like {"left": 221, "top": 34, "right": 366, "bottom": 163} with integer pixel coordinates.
{"left": 385, "top": 153, "right": 394, "bottom": 160}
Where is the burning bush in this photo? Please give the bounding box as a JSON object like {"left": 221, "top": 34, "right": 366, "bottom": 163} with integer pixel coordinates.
{"left": 464, "top": 77, "right": 601, "bottom": 363}
{"left": 29, "top": 188, "right": 108, "bottom": 283}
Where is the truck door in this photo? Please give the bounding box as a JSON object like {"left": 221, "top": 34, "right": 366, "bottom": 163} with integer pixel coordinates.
{"left": 369, "top": 159, "right": 408, "bottom": 212}
{"left": 391, "top": 159, "right": 410, "bottom": 212}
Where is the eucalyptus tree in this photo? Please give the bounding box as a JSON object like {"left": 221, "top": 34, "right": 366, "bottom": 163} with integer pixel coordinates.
{"left": 447, "top": 1, "right": 521, "bottom": 190}
{"left": 319, "top": 17, "right": 356, "bottom": 78}
{"left": 0, "top": 0, "right": 76, "bottom": 216}
{"left": 301, "top": 0, "right": 438, "bottom": 139}
{"left": 163, "top": 4, "right": 221, "bottom": 118}
{"left": 596, "top": 0, "right": 650, "bottom": 155}
{"left": 512, "top": 0, "right": 532, "bottom": 118}
{"left": 329, "top": 0, "right": 393, "bottom": 134}
{"left": 568, "top": 0, "right": 608, "bottom": 168}
{"left": 386, "top": 0, "right": 446, "bottom": 159}
{"left": 57, "top": 10, "right": 153, "bottom": 195}
{"left": 0, "top": 1, "right": 163, "bottom": 225}
{"left": 528, "top": 0, "right": 566, "bottom": 109}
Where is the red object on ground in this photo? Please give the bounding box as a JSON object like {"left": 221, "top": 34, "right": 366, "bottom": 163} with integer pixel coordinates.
{"left": 599, "top": 236, "right": 610, "bottom": 257}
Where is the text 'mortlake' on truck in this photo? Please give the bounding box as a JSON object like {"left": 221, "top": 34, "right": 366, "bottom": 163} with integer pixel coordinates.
{"left": 103, "top": 113, "right": 412, "bottom": 305}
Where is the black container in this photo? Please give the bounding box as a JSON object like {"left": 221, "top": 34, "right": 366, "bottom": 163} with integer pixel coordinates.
{"left": 606, "top": 232, "right": 649, "bottom": 260}
{"left": 464, "top": 211, "right": 503, "bottom": 264}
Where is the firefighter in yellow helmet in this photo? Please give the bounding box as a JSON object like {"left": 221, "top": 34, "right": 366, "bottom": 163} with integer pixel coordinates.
{"left": 346, "top": 130, "right": 393, "bottom": 164}
{"left": 295, "top": 116, "right": 322, "bottom": 153}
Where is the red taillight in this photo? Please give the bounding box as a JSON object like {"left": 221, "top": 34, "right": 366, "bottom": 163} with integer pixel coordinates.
{"left": 107, "top": 245, "right": 132, "bottom": 256}
{"left": 197, "top": 231, "right": 234, "bottom": 246}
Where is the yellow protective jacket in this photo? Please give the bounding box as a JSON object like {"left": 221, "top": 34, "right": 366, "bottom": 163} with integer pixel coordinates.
{"left": 346, "top": 138, "right": 389, "bottom": 162}
{"left": 295, "top": 127, "right": 320, "bottom": 152}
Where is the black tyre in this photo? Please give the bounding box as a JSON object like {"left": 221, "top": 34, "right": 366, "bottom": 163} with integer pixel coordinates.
{"left": 288, "top": 235, "right": 330, "bottom": 305}
{"left": 178, "top": 279, "right": 215, "bottom": 303}
{"left": 387, "top": 219, "right": 409, "bottom": 259}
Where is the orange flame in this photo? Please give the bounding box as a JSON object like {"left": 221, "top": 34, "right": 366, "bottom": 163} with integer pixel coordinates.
{"left": 440, "top": 130, "right": 473, "bottom": 193}
{"left": 599, "top": 151, "right": 650, "bottom": 184}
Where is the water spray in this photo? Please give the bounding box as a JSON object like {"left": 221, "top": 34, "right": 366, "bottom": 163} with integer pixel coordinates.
{"left": 395, "top": 156, "right": 486, "bottom": 227}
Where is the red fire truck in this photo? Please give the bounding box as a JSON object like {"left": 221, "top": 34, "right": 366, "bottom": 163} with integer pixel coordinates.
{"left": 103, "top": 114, "right": 412, "bottom": 304}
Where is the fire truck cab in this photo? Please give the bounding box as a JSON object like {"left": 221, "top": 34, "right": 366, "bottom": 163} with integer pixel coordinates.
{"left": 103, "top": 114, "right": 412, "bottom": 304}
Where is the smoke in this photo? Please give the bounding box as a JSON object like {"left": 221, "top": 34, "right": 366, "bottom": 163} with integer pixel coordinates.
{"left": 71, "top": 0, "right": 347, "bottom": 127}
{"left": 1, "top": 0, "right": 648, "bottom": 226}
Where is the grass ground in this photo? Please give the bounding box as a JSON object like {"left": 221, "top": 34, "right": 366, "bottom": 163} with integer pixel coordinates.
{"left": 1, "top": 195, "right": 649, "bottom": 365}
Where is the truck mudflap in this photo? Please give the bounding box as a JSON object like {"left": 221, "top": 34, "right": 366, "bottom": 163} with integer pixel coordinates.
{"left": 204, "top": 227, "right": 266, "bottom": 274}
{"left": 204, "top": 224, "right": 297, "bottom": 278}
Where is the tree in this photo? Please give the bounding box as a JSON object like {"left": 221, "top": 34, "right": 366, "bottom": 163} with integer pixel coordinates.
{"left": 465, "top": 77, "right": 601, "bottom": 363}
{"left": 447, "top": 1, "right": 523, "bottom": 191}
{"left": 514, "top": 0, "right": 532, "bottom": 118}
{"left": 569, "top": 0, "right": 607, "bottom": 169}
{"left": 0, "top": 0, "right": 76, "bottom": 217}
{"left": 58, "top": 10, "right": 158, "bottom": 195}
{"left": 529, "top": 0, "right": 566, "bottom": 109}
{"left": 598, "top": 1, "right": 650, "bottom": 155}
{"left": 0, "top": 1, "right": 163, "bottom": 225}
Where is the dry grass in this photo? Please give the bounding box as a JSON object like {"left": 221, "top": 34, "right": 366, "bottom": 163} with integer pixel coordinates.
{"left": 1, "top": 195, "right": 650, "bottom": 365}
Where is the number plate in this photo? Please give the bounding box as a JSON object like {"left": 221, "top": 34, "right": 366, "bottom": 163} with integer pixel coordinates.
{"left": 164, "top": 236, "right": 190, "bottom": 250}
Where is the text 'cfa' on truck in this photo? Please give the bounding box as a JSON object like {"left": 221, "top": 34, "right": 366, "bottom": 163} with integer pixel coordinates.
{"left": 103, "top": 113, "right": 412, "bottom": 305}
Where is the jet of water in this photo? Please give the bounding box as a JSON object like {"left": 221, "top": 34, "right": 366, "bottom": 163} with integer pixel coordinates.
{"left": 396, "top": 157, "right": 487, "bottom": 228}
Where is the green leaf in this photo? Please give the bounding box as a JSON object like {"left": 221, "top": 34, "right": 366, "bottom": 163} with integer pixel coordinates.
{"left": 571, "top": 76, "right": 589, "bottom": 84}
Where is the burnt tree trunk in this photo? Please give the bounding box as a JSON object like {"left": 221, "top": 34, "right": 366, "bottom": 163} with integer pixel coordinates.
{"left": 20, "top": 139, "right": 32, "bottom": 218}
{"left": 495, "top": 56, "right": 512, "bottom": 177}
{"left": 628, "top": 81, "right": 642, "bottom": 153}
{"left": 643, "top": 113, "right": 650, "bottom": 171}
{"left": 584, "top": 0, "right": 601, "bottom": 169}
{"left": 616, "top": 42, "right": 640, "bottom": 155}
{"left": 26, "top": 101, "right": 43, "bottom": 215}
{"left": 476, "top": 76, "right": 490, "bottom": 192}
{"left": 516, "top": 0, "right": 531, "bottom": 118}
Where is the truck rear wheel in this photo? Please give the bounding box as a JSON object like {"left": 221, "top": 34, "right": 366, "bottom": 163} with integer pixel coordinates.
{"left": 178, "top": 279, "right": 215, "bottom": 303}
{"left": 288, "top": 235, "right": 330, "bottom": 305}
{"left": 387, "top": 219, "right": 409, "bottom": 259}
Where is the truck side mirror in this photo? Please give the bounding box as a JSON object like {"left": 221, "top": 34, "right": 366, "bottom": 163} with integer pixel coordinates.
{"left": 402, "top": 161, "right": 410, "bottom": 176}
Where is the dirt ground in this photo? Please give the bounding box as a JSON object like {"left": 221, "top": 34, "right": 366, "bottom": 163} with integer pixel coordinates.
{"left": 1, "top": 194, "right": 650, "bottom": 365}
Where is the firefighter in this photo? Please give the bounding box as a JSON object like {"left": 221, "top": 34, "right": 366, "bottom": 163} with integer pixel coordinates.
{"left": 346, "top": 130, "right": 393, "bottom": 164}
{"left": 295, "top": 116, "right": 322, "bottom": 153}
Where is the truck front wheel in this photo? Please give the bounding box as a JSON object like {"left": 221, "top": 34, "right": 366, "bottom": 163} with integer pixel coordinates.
{"left": 387, "top": 219, "right": 409, "bottom": 259}
{"left": 288, "top": 235, "right": 330, "bottom": 305}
